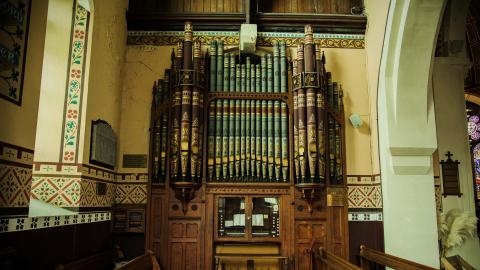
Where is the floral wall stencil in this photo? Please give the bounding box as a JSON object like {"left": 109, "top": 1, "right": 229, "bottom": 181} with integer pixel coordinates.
{"left": 0, "top": 0, "right": 31, "bottom": 105}
{"left": 60, "top": 2, "right": 89, "bottom": 164}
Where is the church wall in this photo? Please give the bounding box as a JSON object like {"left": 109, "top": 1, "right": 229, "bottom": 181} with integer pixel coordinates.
{"left": 0, "top": 0, "right": 47, "bottom": 150}
{"left": 433, "top": 57, "right": 480, "bottom": 266}
{"left": 0, "top": 0, "right": 48, "bottom": 213}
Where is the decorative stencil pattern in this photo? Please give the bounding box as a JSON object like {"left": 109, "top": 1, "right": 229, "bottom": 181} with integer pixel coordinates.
{"left": 80, "top": 179, "right": 115, "bottom": 207}
{"left": 0, "top": 164, "right": 31, "bottom": 207}
{"left": 0, "top": 142, "right": 34, "bottom": 208}
{"left": 60, "top": 3, "right": 90, "bottom": 164}
{"left": 348, "top": 185, "right": 383, "bottom": 209}
{"left": 434, "top": 176, "right": 442, "bottom": 212}
{"left": 0, "top": 212, "right": 110, "bottom": 233}
{"left": 115, "top": 184, "right": 147, "bottom": 204}
{"left": 347, "top": 175, "right": 383, "bottom": 209}
{"left": 348, "top": 212, "right": 383, "bottom": 222}
{"left": 30, "top": 177, "right": 81, "bottom": 207}
{"left": 127, "top": 31, "right": 365, "bottom": 49}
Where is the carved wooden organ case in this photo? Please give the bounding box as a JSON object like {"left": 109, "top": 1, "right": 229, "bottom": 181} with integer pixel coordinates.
{"left": 147, "top": 22, "right": 348, "bottom": 270}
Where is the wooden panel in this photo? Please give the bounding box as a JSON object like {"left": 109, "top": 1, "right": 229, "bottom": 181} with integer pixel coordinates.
{"left": 295, "top": 221, "right": 326, "bottom": 243}
{"left": 255, "top": 0, "right": 361, "bottom": 14}
{"left": 348, "top": 221, "right": 384, "bottom": 267}
{"left": 169, "top": 243, "right": 184, "bottom": 270}
{"left": 185, "top": 243, "right": 198, "bottom": 270}
{"left": 168, "top": 220, "right": 202, "bottom": 270}
{"left": 171, "top": 222, "right": 186, "bottom": 238}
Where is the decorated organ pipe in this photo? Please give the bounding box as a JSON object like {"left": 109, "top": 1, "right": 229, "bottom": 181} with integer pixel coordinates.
{"left": 292, "top": 25, "right": 345, "bottom": 186}
{"left": 169, "top": 22, "right": 206, "bottom": 185}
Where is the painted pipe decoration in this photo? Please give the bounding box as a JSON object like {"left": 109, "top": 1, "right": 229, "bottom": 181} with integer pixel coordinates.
{"left": 207, "top": 99, "right": 288, "bottom": 182}
{"left": 292, "top": 25, "right": 344, "bottom": 185}
{"left": 170, "top": 22, "right": 206, "bottom": 183}
{"left": 206, "top": 42, "right": 287, "bottom": 93}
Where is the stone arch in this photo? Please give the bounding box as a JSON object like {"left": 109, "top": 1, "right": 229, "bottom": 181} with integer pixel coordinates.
{"left": 377, "top": 0, "right": 446, "bottom": 267}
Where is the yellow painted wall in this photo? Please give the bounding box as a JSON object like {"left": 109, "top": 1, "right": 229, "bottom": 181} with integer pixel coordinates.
{"left": 119, "top": 45, "right": 374, "bottom": 175}
{"left": 0, "top": 0, "right": 48, "bottom": 150}
{"left": 80, "top": 0, "right": 128, "bottom": 165}
{"left": 364, "top": 0, "right": 390, "bottom": 175}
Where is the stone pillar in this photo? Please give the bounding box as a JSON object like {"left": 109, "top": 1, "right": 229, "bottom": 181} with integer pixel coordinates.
{"left": 378, "top": 0, "right": 446, "bottom": 267}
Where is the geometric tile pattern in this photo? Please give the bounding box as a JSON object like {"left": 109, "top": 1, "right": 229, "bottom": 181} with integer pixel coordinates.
{"left": 115, "top": 184, "right": 147, "bottom": 204}
{"left": 434, "top": 176, "right": 442, "bottom": 212}
{"left": 0, "top": 142, "right": 34, "bottom": 165}
{"left": 60, "top": 3, "right": 90, "bottom": 164}
{"left": 346, "top": 175, "right": 383, "bottom": 209}
{"left": 0, "top": 164, "right": 31, "bottom": 207}
{"left": 127, "top": 31, "right": 365, "bottom": 49}
{"left": 348, "top": 212, "right": 383, "bottom": 221}
{"left": 80, "top": 179, "right": 115, "bottom": 207}
{"left": 30, "top": 177, "right": 81, "bottom": 207}
{"left": 0, "top": 212, "right": 110, "bottom": 233}
{"left": 347, "top": 185, "right": 383, "bottom": 209}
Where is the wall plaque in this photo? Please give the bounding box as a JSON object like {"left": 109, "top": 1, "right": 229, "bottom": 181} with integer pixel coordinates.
{"left": 440, "top": 151, "right": 462, "bottom": 197}
{"left": 123, "top": 154, "right": 147, "bottom": 168}
{"left": 0, "top": 0, "right": 30, "bottom": 105}
{"left": 327, "top": 187, "right": 346, "bottom": 207}
{"left": 90, "top": 120, "right": 116, "bottom": 169}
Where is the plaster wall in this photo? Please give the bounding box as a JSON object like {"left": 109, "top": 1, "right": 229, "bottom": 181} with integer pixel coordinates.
{"left": 364, "top": 0, "right": 390, "bottom": 175}
{"left": 80, "top": 0, "right": 128, "bottom": 165}
{"left": 33, "top": 0, "right": 73, "bottom": 161}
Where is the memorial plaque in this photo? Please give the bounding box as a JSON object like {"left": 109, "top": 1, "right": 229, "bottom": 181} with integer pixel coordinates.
{"left": 90, "top": 120, "right": 117, "bottom": 169}
{"left": 440, "top": 151, "right": 462, "bottom": 197}
{"left": 123, "top": 154, "right": 147, "bottom": 168}
{"left": 327, "top": 187, "right": 346, "bottom": 207}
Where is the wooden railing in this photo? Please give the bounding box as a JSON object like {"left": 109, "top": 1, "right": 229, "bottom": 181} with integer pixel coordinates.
{"left": 359, "top": 245, "right": 437, "bottom": 270}
{"left": 312, "top": 247, "right": 362, "bottom": 270}
{"left": 115, "top": 250, "right": 161, "bottom": 270}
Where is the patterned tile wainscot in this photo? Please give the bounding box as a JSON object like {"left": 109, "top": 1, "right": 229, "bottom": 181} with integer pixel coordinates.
{"left": 0, "top": 142, "right": 34, "bottom": 209}
{"left": 347, "top": 175, "right": 383, "bottom": 209}
{"left": 348, "top": 212, "right": 383, "bottom": 222}
{"left": 0, "top": 212, "right": 111, "bottom": 233}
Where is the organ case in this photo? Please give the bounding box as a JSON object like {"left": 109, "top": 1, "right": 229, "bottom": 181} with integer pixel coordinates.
{"left": 147, "top": 22, "right": 348, "bottom": 270}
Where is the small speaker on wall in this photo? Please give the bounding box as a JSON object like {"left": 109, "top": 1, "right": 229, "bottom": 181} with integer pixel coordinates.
{"left": 349, "top": 114, "right": 363, "bottom": 128}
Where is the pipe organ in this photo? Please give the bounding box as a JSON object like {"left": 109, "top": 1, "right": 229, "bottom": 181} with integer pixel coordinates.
{"left": 148, "top": 22, "right": 348, "bottom": 270}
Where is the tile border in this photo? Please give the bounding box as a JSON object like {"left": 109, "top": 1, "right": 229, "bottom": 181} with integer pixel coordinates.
{"left": 348, "top": 212, "right": 383, "bottom": 222}
{"left": 0, "top": 211, "right": 111, "bottom": 233}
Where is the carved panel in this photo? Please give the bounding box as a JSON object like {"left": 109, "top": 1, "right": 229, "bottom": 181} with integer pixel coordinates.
{"left": 186, "top": 223, "right": 198, "bottom": 239}
{"left": 295, "top": 221, "right": 326, "bottom": 243}
{"left": 185, "top": 243, "right": 198, "bottom": 270}
{"left": 171, "top": 222, "right": 186, "bottom": 238}
{"left": 168, "top": 220, "right": 201, "bottom": 270}
{"left": 206, "top": 187, "right": 290, "bottom": 195}
{"left": 169, "top": 243, "right": 184, "bottom": 270}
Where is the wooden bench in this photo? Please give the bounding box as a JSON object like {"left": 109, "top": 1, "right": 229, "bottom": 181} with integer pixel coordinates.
{"left": 359, "top": 245, "right": 437, "bottom": 270}
{"left": 115, "top": 250, "right": 161, "bottom": 270}
{"left": 54, "top": 249, "right": 113, "bottom": 270}
{"left": 312, "top": 247, "right": 362, "bottom": 270}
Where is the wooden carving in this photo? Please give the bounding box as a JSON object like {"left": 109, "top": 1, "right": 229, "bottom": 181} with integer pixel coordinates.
{"left": 440, "top": 151, "right": 462, "bottom": 197}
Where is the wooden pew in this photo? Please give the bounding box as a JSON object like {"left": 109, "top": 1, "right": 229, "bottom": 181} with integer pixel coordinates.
{"left": 115, "top": 250, "right": 161, "bottom": 270}
{"left": 312, "top": 247, "right": 362, "bottom": 270}
{"left": 54, "top": 249, "right": 113, "bottom": 270}
{"left": 359, "top": 245, "right": 437, "bottom": 270}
